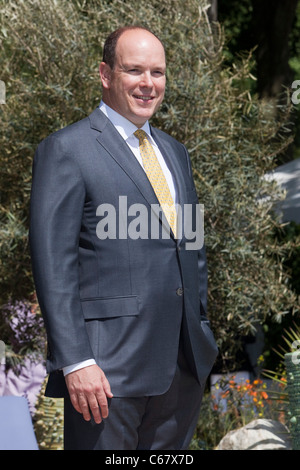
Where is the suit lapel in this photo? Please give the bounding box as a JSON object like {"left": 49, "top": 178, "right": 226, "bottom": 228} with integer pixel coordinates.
{"left": 89, "top": 109, "right": 158, "bottom": 205}
{"left": 89, "top": 108, "right": 187, "bottom": 241}
{"left": 89, "top": 108, "right": 174, "bottom": 236}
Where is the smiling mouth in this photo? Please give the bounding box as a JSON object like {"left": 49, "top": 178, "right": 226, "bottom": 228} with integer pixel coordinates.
{"left": 133, "top": 95, "right": 154, "bottom": 102}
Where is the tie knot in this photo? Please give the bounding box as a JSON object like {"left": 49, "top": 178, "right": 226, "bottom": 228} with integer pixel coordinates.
{"left": 134, "top": 129, "right": 147, "bottom": 142}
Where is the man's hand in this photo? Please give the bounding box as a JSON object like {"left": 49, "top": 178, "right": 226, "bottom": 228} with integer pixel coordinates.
{"left": 65, "top": 364, "right": 113, "bottom": 424}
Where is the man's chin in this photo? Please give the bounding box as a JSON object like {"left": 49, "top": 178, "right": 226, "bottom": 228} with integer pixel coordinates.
{"left": 132, "top": 105, "right": 161, "bottom": 124}
{"left": 129, "top": 111, "right": 155, "bottom": 127}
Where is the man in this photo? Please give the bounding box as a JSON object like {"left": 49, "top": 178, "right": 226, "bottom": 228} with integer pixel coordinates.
{"left": 30, "top": 26, "right": 218, "bottom": 450}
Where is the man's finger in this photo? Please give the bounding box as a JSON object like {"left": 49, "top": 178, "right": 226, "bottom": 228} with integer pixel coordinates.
{"left": 69, "top": 391, "right": 83, "bottom": 415}
{"left": 95, "top": 392, "right": 109, "bottom": 420}
{"left": 102, "top": 373, "right": 113, "bottom": 399}
{"left": 88, "top": 395, "right": 103, "bottom": 424}
{"left": 77, "top": 393, "right": 92, "bottom": 421}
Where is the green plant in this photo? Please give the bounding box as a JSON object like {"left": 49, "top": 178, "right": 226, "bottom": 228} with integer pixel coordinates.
{"left": 191, "top": 375, "right": 283, "bottom": 450}
{"left": 285, "top": 352, "right": 300, "bottom": 450}
{"left": 189, "top": 389, "right": 232, "bottom": 450}
{"left": 33, "top": 378, "right": 64, "bottom": 450}
{"left": 263, "top": 323, "right": 300, "bottom": 450}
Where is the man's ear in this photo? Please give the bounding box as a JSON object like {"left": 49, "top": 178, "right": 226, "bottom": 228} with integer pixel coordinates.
{"left": 99, "top": 62, "right": 112, "bottom": 89}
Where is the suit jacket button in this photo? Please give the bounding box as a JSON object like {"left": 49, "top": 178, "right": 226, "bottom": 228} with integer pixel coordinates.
{"left": 176, "top": 287, "right": 184, "bottom": 296}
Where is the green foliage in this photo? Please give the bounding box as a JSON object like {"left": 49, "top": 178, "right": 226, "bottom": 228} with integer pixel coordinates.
{"left": 0, "top": 0, "right": 99, "bottom": 304}
{"left": 262, "top": 323, "right": 300, "bottom": 449}
{"left": 289, "top": 2, "right": 300, "bottom": 76}
{"left": 276, "top": 222, "right": 300, "bottom": 295}
{"left": 191, "top": 375, "right": 285, "bottom": 450}
{"left": 33, "top": 378, "right": 64, "bottom": 450}
{"left": 0, "top": 0, "right": 299, "bottom": 371}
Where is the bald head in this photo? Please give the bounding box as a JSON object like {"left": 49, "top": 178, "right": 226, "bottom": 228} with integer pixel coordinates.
{"left": 102, "top": 26, "right": 165, "bottom": 70}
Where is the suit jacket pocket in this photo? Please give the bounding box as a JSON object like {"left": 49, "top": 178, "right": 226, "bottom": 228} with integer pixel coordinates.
{"left": 80, "top": 295, "right": 140, "bottom": 320}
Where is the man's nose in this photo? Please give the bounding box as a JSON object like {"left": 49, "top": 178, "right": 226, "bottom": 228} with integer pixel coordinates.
{"left": 140, "top": 72, "right": 153, "bottom": 88}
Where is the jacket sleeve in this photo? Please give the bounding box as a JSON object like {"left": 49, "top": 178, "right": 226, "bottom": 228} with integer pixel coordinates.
{"left": 29, "top": 133, "right": 95, "bottom": 373}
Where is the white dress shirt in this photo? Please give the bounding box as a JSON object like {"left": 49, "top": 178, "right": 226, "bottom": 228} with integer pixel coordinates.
{"left": 63, "top": 102, "right": 176, "bottom": 376}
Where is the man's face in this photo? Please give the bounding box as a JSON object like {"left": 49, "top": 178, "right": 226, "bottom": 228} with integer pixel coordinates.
{"left": 100, "top": 29, "right": 166, "bottom": 127}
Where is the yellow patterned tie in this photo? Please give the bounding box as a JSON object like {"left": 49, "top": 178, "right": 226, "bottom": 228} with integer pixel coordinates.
{"left": 134, "top": 129, "right": 177, "bottom": 237}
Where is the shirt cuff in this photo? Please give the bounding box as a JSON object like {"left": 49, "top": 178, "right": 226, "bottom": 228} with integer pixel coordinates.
{"left": 62, "top": 359, "right": 96, "bottom": 376}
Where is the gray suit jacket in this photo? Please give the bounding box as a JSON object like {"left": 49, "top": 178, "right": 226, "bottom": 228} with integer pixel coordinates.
{"left": 29, "top": 108, "right": 218, "bottom": 398}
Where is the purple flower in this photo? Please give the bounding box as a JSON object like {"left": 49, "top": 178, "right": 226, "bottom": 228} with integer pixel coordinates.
{"left": 1, "top": 300, "right": 45, "bottom": 355}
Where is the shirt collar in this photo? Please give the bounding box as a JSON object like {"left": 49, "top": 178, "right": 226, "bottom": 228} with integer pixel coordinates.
{"left": 99, "top": 100, "right": 156, "bottom": 146}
